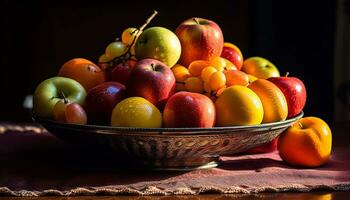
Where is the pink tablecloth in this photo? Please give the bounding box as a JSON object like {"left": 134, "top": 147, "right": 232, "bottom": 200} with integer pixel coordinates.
{"left": 0, "top": 123, "right": 349, "bottom": 196}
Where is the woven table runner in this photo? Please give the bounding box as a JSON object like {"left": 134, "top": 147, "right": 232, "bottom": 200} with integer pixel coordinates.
{"left": 0, "top": 123, "right": 349, "bottom": 196}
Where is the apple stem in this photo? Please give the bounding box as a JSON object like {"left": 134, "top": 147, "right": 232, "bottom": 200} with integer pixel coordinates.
{"left": 151, "top": 63, "right": 155, "bottom": 70}
{"left": 59, "top": 91, "right": 69, "bottom": 104}
{"left": 298, "top": 122, "right": 303, "bottom": 129}
{"left": 193, "top": 18, "right": 199, "bottom": 24}
{"left": 102, "top": 10, "right": 158, "bottom": 68}
{"left": 285, "top": 72, "right": 290, "bottom": 77}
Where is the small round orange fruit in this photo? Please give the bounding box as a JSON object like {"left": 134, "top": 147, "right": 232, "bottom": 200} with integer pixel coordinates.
{"left": 172, "top": 64, "right": 191, "bottom": 82}
{"left": 224, "top": 70, "right": 249, "bottom": 86}
{"left": 248, "top": 79, "right": 288, "bottom": 123}
{"left": 278, "top": 117, "right": 332, "bottom": 167}
{"left": 188, "top": 60, "right": 210, "bottom": 77}
{"left": 58, "top": 58, "right": 106, "bottom": 91}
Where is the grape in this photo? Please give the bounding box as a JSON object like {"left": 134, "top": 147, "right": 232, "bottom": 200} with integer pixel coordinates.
{"left": 185, "top": 77, "right": 204, "bottom": 93}
{"left": 122, "top": 27, "right": 139, "bottom": 45}
{"left": 105, "top": 41, "right": 128, "bottom": 59}
{"left": 209, "top": 71, "right": 226, "bottom": 91}
{"left": 201, "top": 66, "right": 217, "bottom": 83}
{"left": 98, "top": 54, "right": 112, "bottom": 63}
{"left": 172, "top": 64, "right": 191, "bottom": 82}
{"left": 188, "top": 60, "right": 210, "bottom": 76}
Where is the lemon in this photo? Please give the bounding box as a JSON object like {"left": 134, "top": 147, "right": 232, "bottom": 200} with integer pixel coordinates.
{"left": 111, "top": 97, "right": 162, "bottom": 128}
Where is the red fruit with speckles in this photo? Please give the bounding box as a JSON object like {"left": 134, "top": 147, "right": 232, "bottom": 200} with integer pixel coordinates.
{"left": 268, "top": 75, "right": 307, "bottom": 118}
{"left": 175, "top": 18, "right": 224, "bottom": 66}
{"left": 163, "top": 91, "right": 216, "bottom": 128}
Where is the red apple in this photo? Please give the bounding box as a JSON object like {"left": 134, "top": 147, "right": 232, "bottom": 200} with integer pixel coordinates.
{"left": 127, "top": 59, "right": 175, "bottom": 108}
{"left": 175, "top": 17, "right": 224, "bottom": 66}
{"left": 163, "top": 91, "right": 216, "bottom": 128}
{"left": 220, "top": 43, "right": 243, "bottom": 70}
{"left": 85, "top": 81, "right": 127, "bottom": 125}
{"left": 246, "top": 138, "right": 278, "bottom": 154}
{"left": 111, "top": 60, "right": 137, "bottom": 85}
{"left": 268, "top": 74, "right": 307, "bottom": 118}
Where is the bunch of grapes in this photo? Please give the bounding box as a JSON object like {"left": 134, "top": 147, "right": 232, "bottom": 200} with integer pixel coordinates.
{"left": 98, "top": 27, "right": 140, "bottom": 69}
{"left": 172, "top": 56, "right": 249, "bottom": 100}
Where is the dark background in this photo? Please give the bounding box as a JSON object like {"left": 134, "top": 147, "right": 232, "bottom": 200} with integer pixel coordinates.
{"left": 0, "top": 0, "right": 336, "bottom": 123}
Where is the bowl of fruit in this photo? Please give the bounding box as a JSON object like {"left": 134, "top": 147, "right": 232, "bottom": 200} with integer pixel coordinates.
{"left": 32, "top": 11, "right": 307, "bottom": 170}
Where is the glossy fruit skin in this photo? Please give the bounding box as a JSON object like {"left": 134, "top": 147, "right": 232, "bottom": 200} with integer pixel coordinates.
{"left": 111, "top": 60, "right": 137, "bottom": 85}
{"left": 85, "top": 82, "right": 127, "bottom": 125}
{"left": 175, "top": 18, "right": 224, "bottom": 66}
{"left": 215, "top": 85, "right": 264, "bottom": 126}
{"left": 111, "top": 97, "right": 162, "bottom": 128}
{"left": 163, "top": 91, "right": 215, "bottom": 128}
{"left": 58, "top": 58, "right": 106, "bottom": 91}
{"left": 278, "top": 117, "right": 332, "bottom": 167}
{"left": 172, "top": 64, "right": 191, "bottom": 82}
{"left": 105, "top": 41, "right": 128, "bottom": 59}
{"left": 122, "top": 27, "right": 139, "bottom": 45}
{"left": 53, "top": 100, "right": 87, "bottom": 125}
{"left": 220, "top": 42, "right": 243, "bottom": 70}
{"left": 33, "top": 77, "right": 86, "bottom": 119}
{"left": 224, "top": 70, "right": 249, "bottom": 86}
{"left": 248, "top": 79, "right": 288, "bottom": 123}
{"left": 127, "top": 59, "right": 175, "bottom": 108}
{"left": 188, "top": 60, "right": 210, "bottom": 76}
{"left": 242, "top": 57, "right": 280, "bottom": 79}
{"left": 135, "top": 27, "right": 181, "bottom": 68}
{"left": 268, "top": 76, "right": 307, "bottom": 118}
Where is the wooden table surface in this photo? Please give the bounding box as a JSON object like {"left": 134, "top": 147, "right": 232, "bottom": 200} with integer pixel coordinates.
{"left": 1, "top": 122, "right": 349, "bottom": 199}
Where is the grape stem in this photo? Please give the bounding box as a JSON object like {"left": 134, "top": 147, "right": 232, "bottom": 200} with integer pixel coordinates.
{"left": 102, "top": 10, "right": 158, "bottom": 68}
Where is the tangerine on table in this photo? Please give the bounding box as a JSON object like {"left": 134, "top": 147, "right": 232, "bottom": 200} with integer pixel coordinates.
{"left": 58, "top": 58, "right": 106, "bottom": 92}
{"left": 278, "top": 117, "right": 332, "bottom": 167}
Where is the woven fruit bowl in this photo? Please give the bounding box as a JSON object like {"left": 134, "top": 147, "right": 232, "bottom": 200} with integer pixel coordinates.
{"left": 34, "top": 112, "right": 303, "bottom": 170}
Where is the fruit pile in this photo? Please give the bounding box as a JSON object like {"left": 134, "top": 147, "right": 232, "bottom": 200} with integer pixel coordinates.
{"left": 32, "top": 11, "right": 332, "bottom": 167}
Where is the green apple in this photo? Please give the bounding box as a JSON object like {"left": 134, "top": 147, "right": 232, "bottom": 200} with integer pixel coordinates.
{"left": 242, "top": 57, "right": 280, "bottom": 79}
{"left": 33, "top": 77, "right": 86, "bottom": 118}
{"left": 135, "top": 27, "right": 181, "bottom": 68}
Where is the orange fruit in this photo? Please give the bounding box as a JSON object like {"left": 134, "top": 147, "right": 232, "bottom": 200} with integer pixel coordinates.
{"left": 58, "top": 58, "right": 106, "bottom": 91}
{"left": 209, "top": 71, "right": 226, "bottom": 91}
{"left": 188, "top": 60, "right": 210, "bottom": 76}
{"left": 172, "top": 64, "right": 191, "bottom": 82}
{"left": 185, "top": 77, "right": 203, "bottom": 93}
{"left": 201, "top": 66, "right": 217, "bottom": 83}
{"left": 278, "top": 117, "right": 332, "bottom": 167}
{"left": 248, "top": 79, "right": 288, "bottom": 123}
{"left": 215, "top": 85, "right": 263, "bottom": 126}
{"left": 224, "top": 70, "right": 249, "bottom": 86}
{"left": 111, "top": 97, "right": 162, "bottom": 128}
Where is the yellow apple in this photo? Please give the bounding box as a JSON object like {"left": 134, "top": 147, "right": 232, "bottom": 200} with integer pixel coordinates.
{"left": 242, "top": 57, "right": 280, "bottom": 79}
